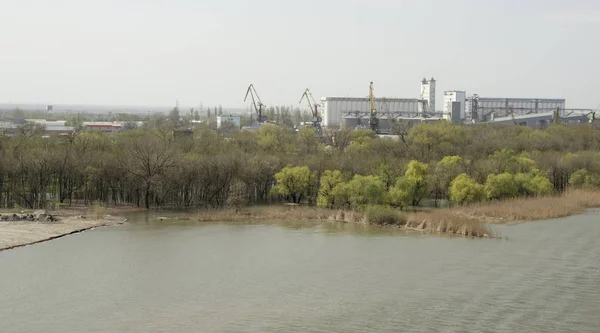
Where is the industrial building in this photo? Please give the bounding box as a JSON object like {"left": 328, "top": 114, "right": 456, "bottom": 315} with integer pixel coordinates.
{"left": 443, "top": 91, "right": 466, "bottom": 121}
{"left": 466, "top": 95, "right": 566, "bottom": 123}
{"left": 321, "top": 97, "right": 422, "bottom": 128}
{"left": 484, "top": 110, "right": 592, "bottom": 128}
{"left": 420, "top": 78, "right": 436, "bottom": 113}
{"left": 320, "top": 77, "right": 439, "bottom": 128}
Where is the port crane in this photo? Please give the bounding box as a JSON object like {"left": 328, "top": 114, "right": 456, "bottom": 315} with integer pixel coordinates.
{"left": 244, "top": 84, "right": 267, "bottom": 125}
{"left": 299, "top": 88, "right": 322, "bottom": 133}
{"left": 552, "top": 107, "right": 561, "bottom": 125}
{"left": 369, "top": 81, "right": 379, "bottom": 132}
{"left": 509, "top": 105, "right": 517, "bottom": 125}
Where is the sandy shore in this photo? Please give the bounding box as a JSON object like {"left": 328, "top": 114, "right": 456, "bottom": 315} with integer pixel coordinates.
{"left": 0, "top": 215, "right": 127, "bottom": 252}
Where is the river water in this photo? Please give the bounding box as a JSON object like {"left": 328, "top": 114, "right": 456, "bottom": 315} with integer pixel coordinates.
{"left": 1, "top": 211, "right": 599, "bottom": 333}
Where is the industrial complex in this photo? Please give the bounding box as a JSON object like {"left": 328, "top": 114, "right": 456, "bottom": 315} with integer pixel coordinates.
{"left": 2, "top": 76, "right": 597, "bottom": 136}
{"left": 317, "top": 77, "right": 596, "bottom": 131}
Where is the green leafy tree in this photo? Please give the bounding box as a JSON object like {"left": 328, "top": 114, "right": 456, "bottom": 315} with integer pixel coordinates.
{"left": 407, "top": 121, "right": 465, "bottom": 161}
{"left": 257, "top": 124, "right": 294, "bottom": 154}
{"left": 569, "top": 169, "right": 600, "bottom": 190}
{"left": 387, "top": 177, "right": 412, "bottom": 210}
{"left": 429, "top": 155, "right": 462, "bottom": 205}
{"left": 375, "top": 162, "right": 394, "bottom": 190}
{"left": 526, "top": 173, "right": 553, "bottom": 196}
{"left": 168, "top": 107, "right": 180, "bottom": 128}
{"left": 317, "top": 170, "right": 344, "bottom": 208}
{"left": 296, "top": 126, "right": 319, "bottom": 154}
{"left": 271, "top": 166, "right": 315, "bottom": 203}
{"left": 449, "top": 173, "right": 484, "bottom": 205}
{"left": 11, "top": 107, "right": 25, "bottom": 118}
{"left": 514, "top": 170, "right": 553, "bottom": 196}
{"left": 65, "top": 113, "right": 85, "bottom": 131}
{"left": 349, "top": 129, "right": 376, "bottom": 151}
{"left": 484, "top": 172, "right": 518, "bottom": 200}
{"left": 344, "top": 175, "right": 386, "bottom": 209}
{"left": 516, "top": 156, "right": 536, "bottom": 172}
{"left": 403, "top": 160, "right": 430, "bottom": 206}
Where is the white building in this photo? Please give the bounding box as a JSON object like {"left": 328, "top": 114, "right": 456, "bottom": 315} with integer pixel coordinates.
{"left": 420, "top": 77, "right": 436, "bottom": 113}
{"left": 320, "top": 97, "right": 421, "bottom": 128}
{"left": 217, "top": 115, "right": 241, "bottom": 129}
{"left": 443, "top": 91, "right": 466, "bottom": 121}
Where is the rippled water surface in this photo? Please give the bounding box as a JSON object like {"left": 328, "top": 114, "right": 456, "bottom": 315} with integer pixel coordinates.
{"left": 1, "top": 211, "right": 599, "bottom": 333}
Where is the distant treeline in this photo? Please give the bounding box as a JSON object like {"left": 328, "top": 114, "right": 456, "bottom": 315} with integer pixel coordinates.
{"left": 1, "top": 105, "right": 314, "bottom": 129}
{"left": 1, "top": 121, "right": 599, "bottom": 209}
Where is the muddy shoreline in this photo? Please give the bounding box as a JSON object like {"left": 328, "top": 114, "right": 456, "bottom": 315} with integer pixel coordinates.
{"left": 0, "top": 210, "right": 128, "bottom": 252}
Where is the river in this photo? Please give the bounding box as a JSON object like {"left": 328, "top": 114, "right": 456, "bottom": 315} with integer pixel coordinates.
{"left": 1, "top": 211, "right": 599, "bottom": 332}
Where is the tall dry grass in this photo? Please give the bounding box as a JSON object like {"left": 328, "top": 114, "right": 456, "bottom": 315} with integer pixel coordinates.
{"left": 194, "top": 205, "right": 333, "bottom": 222}
{"left": 406, "top": 211, "right": 493, "bottom": 237}
{"left": 451, "top": 190, "right": 600, "bottom": 223}
{"left": 192, "top": 204, "right": 494, "bottom": 237}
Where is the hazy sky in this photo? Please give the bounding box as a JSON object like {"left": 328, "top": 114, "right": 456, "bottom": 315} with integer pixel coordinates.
{"left": 1, "top": 0, "right": 599, "bottom": 109}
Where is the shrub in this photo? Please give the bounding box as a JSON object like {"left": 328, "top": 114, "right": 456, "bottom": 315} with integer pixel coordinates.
{"left": 363, "top": 205, "right": 406, "bottom": 226}
{"left": 569, "top": 169, "right": 600, "bottom": 190}
{"left": 93, "top": 201, "right": 107, "bottom": 219}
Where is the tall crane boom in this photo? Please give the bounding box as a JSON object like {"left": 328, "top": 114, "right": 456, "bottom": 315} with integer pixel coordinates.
{"left": 509, "top": 105, "right": 517, "bottom": 125}
{"left": 299, "top": 88, "right": 322, "bottom": 127}
{"left": 369, "top": 81, "right": 379, "bottom": 132}
{"left": 244, "top": 84, "right": 266, "bottom": 124}
{"left": 553, "top": 107, "right": 561, "bottom": 125}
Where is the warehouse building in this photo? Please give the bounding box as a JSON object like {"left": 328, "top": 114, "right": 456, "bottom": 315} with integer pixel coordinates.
{"left": 320, "top": 77, "right": 437, "bottom": 128}
{"left": 466, "top": 95, "right": 566, "bottom": 123}
{"left": 321, "top": 97, "right": 422, "bottom": 128}
{"left": 483, "top": 110, "right": 592, "bottom": 128}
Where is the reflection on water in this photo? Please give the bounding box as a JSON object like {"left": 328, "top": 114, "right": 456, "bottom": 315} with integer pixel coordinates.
{"left": 0, "top": 211, "right": 599, "bottom": 333}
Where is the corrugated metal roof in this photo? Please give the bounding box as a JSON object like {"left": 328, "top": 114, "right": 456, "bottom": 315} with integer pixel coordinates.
{"left": 476, "top": 97, "right": 565, "bottom": 102}
{"left": 322, "top": 97, "right": 421, "bottom": 102}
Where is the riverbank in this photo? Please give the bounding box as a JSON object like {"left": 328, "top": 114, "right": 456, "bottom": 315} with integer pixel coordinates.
{"left": 185, "top": 190, "right": 600, "bottom": 237}
{"left": 0, "top": 209, "right": 128, "bottom": 252}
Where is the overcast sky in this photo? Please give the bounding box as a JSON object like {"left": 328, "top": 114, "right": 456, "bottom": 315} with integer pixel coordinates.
{"left": 1, "top": 0, "right": 599, "bottom": 109}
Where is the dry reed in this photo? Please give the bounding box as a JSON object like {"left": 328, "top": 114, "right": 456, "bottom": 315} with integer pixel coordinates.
{"left": 406, "top": 211, "right": 493, "bottom": 237}
{"left": 451, "top": 190, "right": 600, "bottom": 223}
{"left": 194, "top": 205, "right": 332, "bottom": 222}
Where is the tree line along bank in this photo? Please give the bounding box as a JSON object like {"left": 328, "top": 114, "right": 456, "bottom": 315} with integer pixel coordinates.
{"left": 0, "top": 121, "right": 599, "bottom": 210}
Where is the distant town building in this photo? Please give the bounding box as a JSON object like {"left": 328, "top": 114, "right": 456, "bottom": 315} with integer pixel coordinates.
{"left": 217, "top": 115, "right": 241, "bottom": 130}
{"left": 83, "top": 122, "right": 122, "bottom": 133}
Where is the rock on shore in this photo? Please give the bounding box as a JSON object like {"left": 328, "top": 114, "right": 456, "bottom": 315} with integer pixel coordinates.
{"left": 0, "top": 210, "right": 60, "bottom": 223}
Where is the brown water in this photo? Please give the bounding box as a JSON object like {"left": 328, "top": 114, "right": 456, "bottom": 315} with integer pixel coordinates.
{"left": 1, "top": 211, "right": 599, "bottom": 332}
